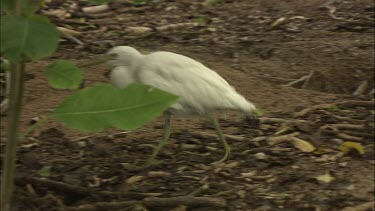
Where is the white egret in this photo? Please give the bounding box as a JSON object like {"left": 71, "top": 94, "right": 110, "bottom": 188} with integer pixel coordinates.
{"left": 105, "top": 46, "right": 257, "bottom": 167}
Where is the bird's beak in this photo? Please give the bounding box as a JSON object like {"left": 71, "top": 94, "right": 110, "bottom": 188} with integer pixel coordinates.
{"left": 76, "top": 54, "right": 113, "bottom": 68}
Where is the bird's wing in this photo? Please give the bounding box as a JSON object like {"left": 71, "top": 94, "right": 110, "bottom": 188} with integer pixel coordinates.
{"left": 136, "top": 52, "right": 250, "bottom": 114}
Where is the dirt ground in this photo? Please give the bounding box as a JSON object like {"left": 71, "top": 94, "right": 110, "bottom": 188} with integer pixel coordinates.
{"left": 1, "top": 0, "right": 374, "bottom": 210}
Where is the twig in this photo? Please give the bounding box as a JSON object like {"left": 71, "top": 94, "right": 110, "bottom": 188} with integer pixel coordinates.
{"left": 57, "top": 27, "right": 82, "bottom": 37}
{"left": 336, "top": 133, "right": 363, "bottom": 142}
{"left": 260, "top": 117, "right": 313, "bottom": 132}
{"left": 82, "top": 4, "right": 110, "bottom": 14}
{"left": 189, "top": 131, "right": 247, "bottom": 142}
{"left": 341, "top": 130, "right": 374, "bottom": 138}
{"left": 255, "top": 75, "right": 296, "bottom": 84}
{"left": 156, "top": 23, "right": 199, "bottom": 32}
{"left": 259, "top": 117, "right": 309, "bottom": 125}
{"left": 267, "top": 132, "right": 300, "bottom": 145}
{"left": 329, "top": 124, "right": 368, "bottom": 131}
{"left": 58, "top": 27, "right": 84, "bottom": 45}
{"left": 284, "top": 74, "right": 310, "bottom": 87}
{"left": 320, "top": 125, "right": 363, "bottom": 142}
{"left": 283, "top": 70, "right": 315, "bottom": 88}
{"left": 294, "top": 100, "right": 375, "bottom": 118}
{"left": 316, "top": 110, "right": 365, "bottom": 123}
{"left": 301, "top": 70, "right": 316, "bottom": 89}
{"left": 341, "top": 201, "right": 375, "bottom": 211}
{"left": 15, "top": 176, "right": 162, "bottom": 199}
{"left": 353, "top": 80, "right": 368, "bottom": 96}
{"left": 65, "top": 196, "right": 226, "bottom": 211}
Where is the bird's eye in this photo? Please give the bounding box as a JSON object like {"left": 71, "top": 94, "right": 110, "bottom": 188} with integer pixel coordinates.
{"left": 109, "top": 53, "right": 118, "bottom": 58}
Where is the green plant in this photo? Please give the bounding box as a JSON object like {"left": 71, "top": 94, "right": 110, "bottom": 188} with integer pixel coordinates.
{"left": 0, "top": 1, "right": 178, "bottom": 210}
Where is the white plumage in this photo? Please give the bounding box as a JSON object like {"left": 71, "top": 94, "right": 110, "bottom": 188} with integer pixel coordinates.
{"left": 106, "top": 46, "right": 256, "bottom": 167}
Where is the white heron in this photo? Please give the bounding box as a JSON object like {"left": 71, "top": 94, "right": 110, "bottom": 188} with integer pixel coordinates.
{"left": 104, "top": 46, "right": 257, "bottom": 168}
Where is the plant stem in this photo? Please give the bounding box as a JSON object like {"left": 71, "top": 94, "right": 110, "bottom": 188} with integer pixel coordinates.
{"left": 0, "top": 62, "right": 26, "bottom": 211}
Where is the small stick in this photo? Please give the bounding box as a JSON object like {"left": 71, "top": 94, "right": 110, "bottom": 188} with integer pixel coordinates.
{"left": 336, "top": 133, "right": 363, "bottom": 142}
{"left": 341, "top": 201, "right": 375, "bottom": 211}
{"left": 352, "top": 80, "right": 368, "bottom": 96}
{"left": 301, "top": 70, "right": 316, "bottom": 89}
{"left": 189, "top": 131, "right": 247, "bottom": 142}
{"left": 156, "top": 23, "right": 199, "bottom": 32}
{"left": 82, "top": 4, "right": 110, "bottom": 14}
{"left": 60, "top": 33, "right": 84, "bottom": 45}
{"left": 57, "top": 27, "right": 82, "bottom": 37}
{"left": 320, "top": 125, "right": 363, "bottom": 142}
{"left": 295, "top": 100, "right": 375, "bottom": 118}
{"left": 267, "top": 132, "right": 300, "bottom": 145}
{"left": 15, "top": 176, "right": 162, "bottom": 199}
{"left": 329, "top": 124, "right": 367, "bottom": 131}
{"left": 64, "top": 196, "right": 226, "bottom": 211}
{"left": 317, "top": 110, "right": 365, "bottom": 123}
{"left": 259, "top": 117, "right": 309, "bottom": 125}
{"left": 284, "top": 75, "right": 309, "bottom": 87}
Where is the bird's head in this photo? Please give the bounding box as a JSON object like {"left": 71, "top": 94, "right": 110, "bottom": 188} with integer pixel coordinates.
{"left": 76, "top": 46, "right": 144, "bottom": 69}
{"left": 106, "top": 46, "right": 143, "bottom": 67}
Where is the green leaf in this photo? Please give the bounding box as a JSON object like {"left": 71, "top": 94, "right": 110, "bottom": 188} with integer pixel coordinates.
{"left": 45, "top": 60, "right": 83, "bottom": 90}
{"left": 52, "top": 83, "right": 179, "bottom": 132}
{"left": 0, "top": 15, "right": 60, "bottom": 62}
{"left": 88, "top": 0, "right": 113, "bottom": 4}
{"left": 21, "top": 0, "right": 42, "bottom": 16}
{"left": 37, "top": 166, "right": 52, "bottom": 177}
{"left": 1, "top": 0, "right": 41, "bottom": 15}
{"left": 0, "top": 0, "right": 13, "bottom": 13}
{"left": 133, "top": 0, "right": 152, "bottom": 5}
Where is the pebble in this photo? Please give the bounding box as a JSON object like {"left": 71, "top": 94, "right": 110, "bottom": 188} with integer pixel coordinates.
{"left": 339, "top": 162, "right": 348, "bottom": 167}
{"left": 254, "top": 152, "right": 268, "bottom": 160}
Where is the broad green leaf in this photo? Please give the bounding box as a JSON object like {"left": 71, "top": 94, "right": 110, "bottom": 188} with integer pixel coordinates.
{"left": 37, "top": 166, "right": 52, "bottom": 177}
{"left": 0, "top": 15, "right": 60, "bottom": 62}
{"left": 52, "top": 83, "right": 179, "bottom": 132}
{"left": 0, "top": 0, "right": 41, "bottom": 15}
{"left": 88, "top": 0, "right": 113, "bottom": 4}
{"left": 133, "top": 0, "right": 152, "bottom": 5}
{"left": 45, "top": 60, "right": 83, "bottom": 90}
{"left": 21, "top": 0, "right": 42, "bottom": 16}
{"left": 0, "top": 0, "right": 13, "bottom": 13}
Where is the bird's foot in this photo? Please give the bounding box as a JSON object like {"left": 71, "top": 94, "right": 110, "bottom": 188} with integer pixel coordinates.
{"left": 137, "top": 158, "right": 164, "bottom": 170}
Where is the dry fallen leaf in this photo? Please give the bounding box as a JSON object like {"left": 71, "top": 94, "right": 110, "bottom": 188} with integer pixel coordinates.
{"left": 315, "top": 172, "right": 335, "bottom": 184}
{"left": 126, "top": 175, "right": 146, "bottom": 184}
{"left": 291, "top": 137, "right": 316, "bottom": 152}
{"left": 148, "top": 171, "right": 171, "bottom": 178}
{"left": 339, "top": 141, "right": 364, "bottom": 155}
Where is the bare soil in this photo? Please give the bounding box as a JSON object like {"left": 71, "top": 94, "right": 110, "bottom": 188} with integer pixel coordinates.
{"left": 1, "top": 0, "right": 374, "bottom": 210}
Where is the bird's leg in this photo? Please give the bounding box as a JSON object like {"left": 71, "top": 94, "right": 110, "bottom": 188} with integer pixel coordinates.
{"left": 140, "top": 113, "right": 172, "bottom": 169}
{"left": 206, "top": 113, "right": 231, "bottom": 165}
